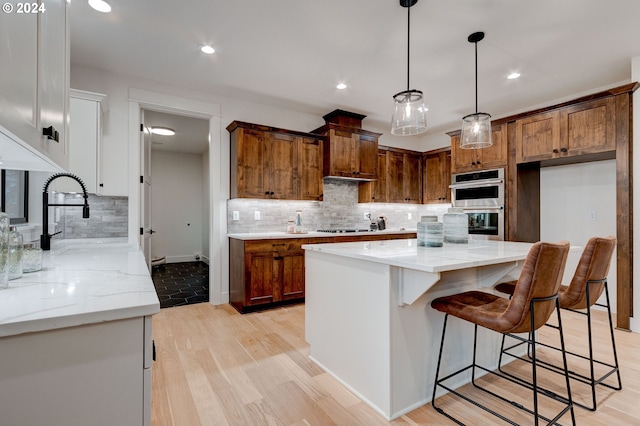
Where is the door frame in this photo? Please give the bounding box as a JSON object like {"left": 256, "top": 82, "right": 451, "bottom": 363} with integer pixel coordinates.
{"left": 127, "top": 88, "right": 228, "bottom": 305}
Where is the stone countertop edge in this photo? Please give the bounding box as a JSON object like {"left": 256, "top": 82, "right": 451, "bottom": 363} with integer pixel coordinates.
{"left": 227, "top": 229, "right": 418, "bottom": 240}
{"left": 302, "top": 239, "right": 537, "bottom": 274}
{"left": 0, "top": 238, "right": 160, "bottom": 338}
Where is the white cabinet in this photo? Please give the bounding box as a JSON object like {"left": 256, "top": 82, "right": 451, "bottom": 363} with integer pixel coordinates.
{"left": 0, "top": 0, "right": 69, "bottom": 171}
{"left": 53, "top": 90, "right": 106, "bottom": 194}
{"left": 0, "top": 316, "right": 154, "bottom": 426}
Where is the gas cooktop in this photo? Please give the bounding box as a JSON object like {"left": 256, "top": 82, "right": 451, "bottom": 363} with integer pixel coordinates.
{"left": 316, "top": 229, "right": 373, "bottom": 233}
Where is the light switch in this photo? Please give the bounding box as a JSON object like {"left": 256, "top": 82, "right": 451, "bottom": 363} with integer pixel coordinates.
{"left": 232, "top": 211, "right": 240, "bottom": 221}
{"left": 254, "top": 211, "right": 261, "bottom": 220}
{"left": 589, "top": 211, "right": 597, "bottom": 221}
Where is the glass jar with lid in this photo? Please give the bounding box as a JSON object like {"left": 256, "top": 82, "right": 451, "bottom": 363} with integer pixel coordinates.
{"left": 0, "top": 212, "right": 9, "bottom": 288}
{"left": 8, "top": 226, "right": 23, "bottom": 280}
{"left": 443, "top": 207, "right": 469, "bottom": 244}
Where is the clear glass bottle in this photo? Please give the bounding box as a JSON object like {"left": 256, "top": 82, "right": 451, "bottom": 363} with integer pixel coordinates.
{"left": 0, "top": 212, "right": 9, "bottom": 288}
{"left": 443, "top": 207, "right": 469, "bottom": 244}
{"left": 8, "top": 226, "right": 23, "bottom": 280}
{"left": 22, "top": 242, "right": 43, "bottom": 273}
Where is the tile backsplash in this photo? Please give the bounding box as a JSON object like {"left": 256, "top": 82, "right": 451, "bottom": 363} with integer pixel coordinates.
{"left": 54, "top": 193, "right": 128, "bottom": 239}
{"left": 227, "top": 179, "right": 450, "bottom": 233}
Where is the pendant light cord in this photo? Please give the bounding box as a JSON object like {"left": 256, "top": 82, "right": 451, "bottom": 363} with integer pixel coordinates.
{"left": 474, "top": 39, "right": 478, "bottom": 114}
{"left": 406, "top": 4, "right": 411, "bottom": 91}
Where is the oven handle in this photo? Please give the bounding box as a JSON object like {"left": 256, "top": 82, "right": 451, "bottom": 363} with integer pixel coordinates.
{"left": 460, "top": 206, "right": 504, "bottom": 211}
{"left": 449, "top": 179, "right": 504, "bottom": 189}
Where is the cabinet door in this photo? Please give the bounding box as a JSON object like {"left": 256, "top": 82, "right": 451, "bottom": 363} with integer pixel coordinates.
{"left": 236, "top": 128, "right": 268, "bottom": 198}
{"left": 561, "top": 97, "right": 615, "bottom": 156}
{"left": 38, "top": 0, "right": 69, "bottom": 170}
{"left": 278, "top": 250, "right": 305, "bottom": 301}
{"left": 451, "top": 135, "right": 479, "bottom": 172}
{"left": 358, "top": 150, "right": 388, "bottom": 203}
{"left": 246, "top": 252, "right": 275, "bottom": 306}
{"left": 0, "top": 10, "right": 40, "bottom": 147}
{"left": 356, "top": 135, "right": 378, "bottom": 179}
{"left": 424, "top": 150, "right": 451, "bottom": 204}
{"left": 298, "top": 136, "right": 323, "bottom": 200}
{"left": 478, "top": 124, "right": 508, "bottom": 169}
{"left": 515, "top": 110, "right": 560, "bottom": 163}
{"left": 267, "top": 132, "right": 298, "bottom": 199}
{"left": 53, "top": 96, "right": 100, "bottom": 193}
{"left": 326, "top": 129, "right": 356, "bottom": 177}
{"left": 403, "top": 153, "right": 422, "bottom": 203}
{"left": 386, "top": 151, "right": 405, "bottom": 203}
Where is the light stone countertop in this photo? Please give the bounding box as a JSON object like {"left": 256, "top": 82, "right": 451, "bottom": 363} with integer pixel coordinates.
{"left": 0, "top": 238, "right": 159, "bottom": 338}
{"left": 302, "top": 238, "right": 537, "bottom": 273}
{"left": 227, "top": 228, "right": 417, "bottom": 240}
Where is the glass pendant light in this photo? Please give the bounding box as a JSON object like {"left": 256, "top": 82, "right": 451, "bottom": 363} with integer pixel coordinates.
{"left": 460, "top": 31, "right": 492, "bottom": 149}
{"left": 391, "top": 0, "right": 427, "bottom": 136}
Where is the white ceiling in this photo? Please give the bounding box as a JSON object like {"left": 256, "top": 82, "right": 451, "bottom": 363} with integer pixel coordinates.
{"left": 143, "top": 110, "right": 209, "bottom": 154}
{"left": 70, "top": 0, "right": 640, "bottom": 144}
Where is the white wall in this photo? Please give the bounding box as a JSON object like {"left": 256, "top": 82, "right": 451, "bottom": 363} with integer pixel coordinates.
{"left": 202, "top": 149, "right": 210, "bottom": 262}
{"left": 540, "top": 160, "right": 617, "bottom": 312}
{"left": 150, "top": 150, "right": 203, "bottom": 263}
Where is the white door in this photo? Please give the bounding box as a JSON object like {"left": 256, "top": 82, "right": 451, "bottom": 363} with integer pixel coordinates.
{"left": 139, "top": 112, "right": 153, "bottom": 271}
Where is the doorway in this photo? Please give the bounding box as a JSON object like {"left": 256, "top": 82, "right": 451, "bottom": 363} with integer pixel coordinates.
{"left": 127, "top": 88, "right": 227, "bottom": 306}
{"left": 143, "top": 110, "right": 210, "bottom": 307}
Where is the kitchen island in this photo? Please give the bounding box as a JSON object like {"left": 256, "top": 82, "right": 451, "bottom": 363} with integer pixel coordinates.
{"left": 303, "top": 238, "right": 535, "bottom": 420}
{"left": 0, "top": 238, "right": 159, "bottom": 426}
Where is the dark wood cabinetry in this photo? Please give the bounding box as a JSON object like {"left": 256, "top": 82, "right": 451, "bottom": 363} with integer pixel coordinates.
{"left": 312, "top": 110, "right": 381, "bottom": 181}
{"left": 228, "top": 121, "right": 324, "bottom": 200}
{"left": 423, "top": 148, "right": 451, "bottom": 204}
{"left": 515, "top": 97, "right": 615, "bottom": 163}
{"left": 450, "top": 124, "right": 508, "bottom": 173}
{"left": 359, "top": 147, "right": 422, "bottom": 204}
{"left": 229, "top": 232, "right": 417, "bottom": 313}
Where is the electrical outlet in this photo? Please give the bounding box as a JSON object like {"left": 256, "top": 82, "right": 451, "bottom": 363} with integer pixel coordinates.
{"left": 589, "top": 211, "right": 597, "bottom": 221}
{"left": 364, "top": 212, "right": 370, "bottom": 221}
{"left": 232, "top": 211, "right": 240, "bottom": 221}
{"left": 254, "top": 211, "right": 261, "bottom": 220}
{"left": 408, "top": 212, "right": 412, "bottom": 220}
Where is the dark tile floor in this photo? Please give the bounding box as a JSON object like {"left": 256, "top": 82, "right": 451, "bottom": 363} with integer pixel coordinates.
{"left": 151, "top": 261, "right": 209, "bottom": 309}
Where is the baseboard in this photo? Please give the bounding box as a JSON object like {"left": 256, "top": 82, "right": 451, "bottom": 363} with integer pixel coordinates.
{"left": 165, "top": 255, "right": 203, "bottom": 263}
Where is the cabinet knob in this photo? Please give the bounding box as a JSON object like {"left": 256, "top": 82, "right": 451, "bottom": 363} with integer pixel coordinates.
{"left": 553, "top": 148, "right": 559, "bottom": 153}
{"left": 560, "top": 147, "right": 568, "bottom": 153}
{"left": 471, "top": 161, "right": 476, "bottom": 165}
{"left": 99, "top": 183, "right": 104, "bottom": 187}
{"left": 270, "top": 191, "right": 275, "bottom": 195}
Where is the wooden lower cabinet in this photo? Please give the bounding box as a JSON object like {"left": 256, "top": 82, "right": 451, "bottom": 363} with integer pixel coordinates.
{"left": 230, "top": 233, "right": 417, "bottom": 313}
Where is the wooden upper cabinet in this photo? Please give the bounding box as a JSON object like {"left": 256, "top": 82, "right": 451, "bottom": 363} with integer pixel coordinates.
{"left": 359, "top": 147, "right": 422, "bottom": 204}
{"left": 450, "top": 124, "right": 507, "bottom": 173}
{"left": 516, "top": 97, "right": 615, "bottom": 163}
{"left": 298, "top": 136, "right": 324, "bottom": 200}
{"left": 358, "top": 150, "right": 388, "bottom": 203}
{"left": 356, "top": 134, "right": 378, "bottom": 180}
{"left": 321, "top": 128, "right": 379, "bottom": 179}
{"left": 268, "top": 132, "right": 298, "bottom": 199}
{"left": 403, "top": 152, "right": 422, "bottom": 203}
{"left": 231, "top": 127, "right": 268, "bottom": 198}
{"left": 423, "top": 149, "right": 451, "bottom": 204}
{"left": 228, "top": 121, "right": 323, "bottom": 200}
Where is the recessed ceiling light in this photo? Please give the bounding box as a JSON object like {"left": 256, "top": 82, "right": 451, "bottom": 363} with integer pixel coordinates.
{"left": 200, "top": 45, "right": 215, "bottom": 54}
{"left": 336, "top": 83, "right": 347, "bottom": 90}
{"left": 88, "top": 0, "right": 111, "bottom": 13}
{"left": 507, "top": 72, "right": 521, "bottom": 80}
{"left": 150, "top": 127, "right": 176, "bottom": 136}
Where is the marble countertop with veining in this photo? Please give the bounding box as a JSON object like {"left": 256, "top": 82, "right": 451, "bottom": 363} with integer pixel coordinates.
{"left": 303, "top": 238, "right": 536, "bottom": 273}
{"left": 0, "top": 238, "right": 159, "bottom": 338}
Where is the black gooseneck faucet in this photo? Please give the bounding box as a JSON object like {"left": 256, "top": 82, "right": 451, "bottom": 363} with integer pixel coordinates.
{"left": 40, "top": 172, "right": 90, "bottom": 250}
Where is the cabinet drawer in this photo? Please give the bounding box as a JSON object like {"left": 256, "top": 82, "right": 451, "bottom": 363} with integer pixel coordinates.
{"left": 244, "top": 239, "right": 306, "bottom": 253}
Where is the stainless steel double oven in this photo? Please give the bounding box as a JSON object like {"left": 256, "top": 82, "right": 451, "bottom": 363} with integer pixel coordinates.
{"left": 450, "top": 168, "right": 505, "bottom": 240}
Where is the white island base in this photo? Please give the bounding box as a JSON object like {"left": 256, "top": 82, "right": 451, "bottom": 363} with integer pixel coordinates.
{"left": 304, "top": 239, "right": 534, "bottom": 420}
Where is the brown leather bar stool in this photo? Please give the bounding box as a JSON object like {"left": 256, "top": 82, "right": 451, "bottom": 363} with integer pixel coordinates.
{"left": 496, "top": 235, "right": 620, "bottom": 411}
{"left": 431, "top": 241, "right": 575, "bottom": 425}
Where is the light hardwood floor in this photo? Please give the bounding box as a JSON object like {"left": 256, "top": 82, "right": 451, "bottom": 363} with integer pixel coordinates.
{"left": 151, "top": 302, "right": 640, "bottom": 425}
